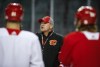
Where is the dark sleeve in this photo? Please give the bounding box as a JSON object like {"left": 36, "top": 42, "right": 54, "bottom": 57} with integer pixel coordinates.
{"left": 54, "top": 35, "right": 64, "bottom": 67}
{"left": 59, "top": 35, "right": 64, "bottom": 51}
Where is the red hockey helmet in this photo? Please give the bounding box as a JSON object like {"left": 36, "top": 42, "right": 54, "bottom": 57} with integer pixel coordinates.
{"left": 75, "top": 6, "right": 96, "bottom": 25}
{"left": 5, "top": 3, "right": 23, "bottom": 22}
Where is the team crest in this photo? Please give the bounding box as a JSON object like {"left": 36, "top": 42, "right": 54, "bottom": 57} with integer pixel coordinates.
{"left": 49, "top": 40, "right": 57, "bottom": 46}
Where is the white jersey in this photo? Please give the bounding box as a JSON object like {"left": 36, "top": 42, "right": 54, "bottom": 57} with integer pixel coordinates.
{"left": 0, "top": 28, "right": 44, "bottom": 67}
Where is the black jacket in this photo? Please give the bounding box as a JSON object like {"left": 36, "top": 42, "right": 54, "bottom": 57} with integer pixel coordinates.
{"left": 36, "top": 32, "right": 63, "bottom": 67}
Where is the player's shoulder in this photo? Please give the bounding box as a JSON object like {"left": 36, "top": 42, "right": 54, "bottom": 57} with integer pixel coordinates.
{"left": 65, "top": 31, "right": 81, "bottom": 39}
{"left": 21, "top": 30, "right": 38, "bottom": 38}
{"left": 0, "top": 27, "right": 6, "bottom": 31}
{"left": 54, "top": 32, "right": 63, "bottom": 38}
{"left": 67, "top": 31, "right": 80, "bottom": 36}
{"left": 0, "top": 27, "right": 6, "bottom": 33}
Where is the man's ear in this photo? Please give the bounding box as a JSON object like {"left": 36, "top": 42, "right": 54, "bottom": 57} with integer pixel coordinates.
{"left": 50, "top": 24, "right": 53, "bottom": 29}
{"left": 77, "top": 20, "right": 82, "bottom": 26}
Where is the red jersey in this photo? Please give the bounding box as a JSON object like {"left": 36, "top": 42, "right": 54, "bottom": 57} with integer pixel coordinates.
{"left": 58, "top": 31, "right": 100, "bottom": 67}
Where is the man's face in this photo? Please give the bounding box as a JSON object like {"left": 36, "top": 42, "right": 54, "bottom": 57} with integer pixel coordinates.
{"left": 40, "top": 22, "right": 52, "bottom": 32}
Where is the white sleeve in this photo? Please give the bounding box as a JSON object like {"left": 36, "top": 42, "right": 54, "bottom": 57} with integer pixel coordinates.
{"left": 30, "top": 36, "right": 44, "bottom": 67}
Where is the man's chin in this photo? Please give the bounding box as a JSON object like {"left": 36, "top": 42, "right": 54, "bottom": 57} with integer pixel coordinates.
{"left": 41, "top": 30, "right": 47, "bottom": 32}
{"left": 41, "top": 30, "right": 46, "bottom": 32}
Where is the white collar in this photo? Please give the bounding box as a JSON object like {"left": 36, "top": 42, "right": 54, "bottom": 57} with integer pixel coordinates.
{"left": 82, "top": 31, "right": 99, "bottom": 40}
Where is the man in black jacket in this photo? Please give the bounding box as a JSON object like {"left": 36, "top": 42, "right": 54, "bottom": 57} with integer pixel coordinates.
{"left": 36, "top": 16, "right": 63, "bottom": 67}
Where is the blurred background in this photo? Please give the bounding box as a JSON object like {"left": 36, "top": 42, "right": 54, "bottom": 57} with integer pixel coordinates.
{"left": 0, "top": 0, "right": 100, "bottom": 35}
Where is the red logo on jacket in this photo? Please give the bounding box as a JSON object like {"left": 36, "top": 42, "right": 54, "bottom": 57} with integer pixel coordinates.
{"left": 49, "top": 40, "right": 57, "bottom": 46}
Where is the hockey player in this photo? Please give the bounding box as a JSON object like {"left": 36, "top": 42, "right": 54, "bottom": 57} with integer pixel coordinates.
{"left": 58, "top": 6, "right": 100, "bottom": 67}
{"left": 0, "top": 3, "right": 44, "bottom": 67}
{"left": 36, "top": 16, "right": 63, "bottom": 67}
